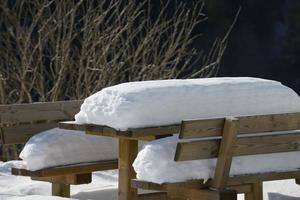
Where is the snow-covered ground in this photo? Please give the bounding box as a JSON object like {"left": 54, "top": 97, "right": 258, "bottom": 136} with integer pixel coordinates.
{"left": 0, "top": 163, "right": 300, "bottom": 200}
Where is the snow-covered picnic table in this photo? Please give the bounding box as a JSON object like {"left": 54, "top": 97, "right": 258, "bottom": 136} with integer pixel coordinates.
{"left": 57, "top": 77, "right": 300, "bottom": 200}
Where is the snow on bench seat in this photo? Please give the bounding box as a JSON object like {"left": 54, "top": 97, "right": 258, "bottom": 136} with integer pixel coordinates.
{"left": 13, "top": 128, "right": 118, "bottom": 171}
{"left": 133, "top": 134, "right": 300, "bottom": 184}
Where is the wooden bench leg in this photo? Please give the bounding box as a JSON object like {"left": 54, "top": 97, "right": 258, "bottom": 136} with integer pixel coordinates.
{"left": 52, "top": 183, "right": 70, "bottom": 197}
{"left": 244, "top": 182, "right": 263, "bottom": 200}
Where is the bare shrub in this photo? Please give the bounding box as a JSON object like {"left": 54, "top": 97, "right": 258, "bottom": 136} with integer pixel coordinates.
{"left": 0, "top": 0, "right": 226, "bottom": 104}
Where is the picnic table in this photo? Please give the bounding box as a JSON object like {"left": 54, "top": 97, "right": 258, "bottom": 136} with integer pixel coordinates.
{"left": 59, "top": 121, "right": 179, "bottom": 200}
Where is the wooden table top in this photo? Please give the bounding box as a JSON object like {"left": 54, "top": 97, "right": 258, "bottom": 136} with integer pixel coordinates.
{"left": 59, "top": 121, "right": 179, "bottom": 140}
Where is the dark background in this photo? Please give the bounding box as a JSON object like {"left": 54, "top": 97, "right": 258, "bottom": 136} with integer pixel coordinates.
{"left": 198, "top": 0, "right": 300, "bottom": 94}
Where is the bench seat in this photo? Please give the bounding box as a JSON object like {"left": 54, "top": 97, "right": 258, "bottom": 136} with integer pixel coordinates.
{"left": 132, "top": 169, "right": 300, "bottom": 191}
{"left": 11, "top": 159, "right": 118, "bottom": 197}
{"left": 11, "top": 159, "right": 118, "bottom": 177}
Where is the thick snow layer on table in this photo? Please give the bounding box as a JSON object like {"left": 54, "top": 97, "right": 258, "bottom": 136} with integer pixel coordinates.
{"left": 1, "top": 162, "right": 300, "bottom": 200}
{"left": 133, "top": 135, "right": 300, "bottom": 184}
{"left": 75, "top": 77, "right": 300, "bottom": 130}
{"left": 18, "top": 128, "right": 118, "bottom": 171}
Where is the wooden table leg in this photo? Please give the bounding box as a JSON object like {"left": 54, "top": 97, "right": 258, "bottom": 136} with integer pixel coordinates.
{"left": 119, "top": 138, "right": 138, "bottom": 200}
{"left": 52, "top": 183, "right": 70, "bottom": 197}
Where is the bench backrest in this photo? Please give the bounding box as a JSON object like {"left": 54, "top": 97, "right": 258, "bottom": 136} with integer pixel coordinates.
{"left": 0, "top": 100, "right": 83, "bottom": 145}
{"left": 175, "top": 112, "right": 300, "bottom": 189}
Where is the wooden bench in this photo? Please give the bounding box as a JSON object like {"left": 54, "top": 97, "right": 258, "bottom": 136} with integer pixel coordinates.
{"left": 132, "top": 112, "right": 300, "bottom": 200}
{"left": 0, "top": 101, "right": 118, "bottom": 197}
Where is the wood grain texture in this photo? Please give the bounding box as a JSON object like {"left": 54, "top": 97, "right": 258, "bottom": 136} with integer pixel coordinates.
{"left": 211, "top": 117, "right": 238, "bottom": 190}
{"left": 12, "top": 160, "right": 118, "bottom": 177}
{"left": 118, "top": 138, "right": 138, "bottom": 200}
{"left": 227, "top": 170, "right": 300, "bottom": 185}
{"left": 244, "top": 182, "right": 263, "bottom": 200}
{"left": 132, "top": 170, "right": 300, "bottom": 191}
{"left": 0, "top": 100, "right": 82, "bottom": 124}
{"left": 131, "top": 179, "right": 207, "bottom": 191}
{"left": 59, "top": 121, "right": 179, "bottom": 138}
{"left": 179, "top": 112, "right": 300, "bottom": 139}
{"left": 0, "top": 100, "right": 82, "bottom": 112}
{"left": 137, "top": 192, "right": 167, "bottom": 200}
{"left": 0, "top": 100, "right": 82, "bottom": 144}
{"left": 167, "top": 187, "right": 237, "bottom": 200}
{"left": 132, "top": 179, "right": 251, "bottom": 194}
{"left": 31, "top": 173, "right": 92, "bottom": 185}
{"left": 2, "top": 122, "right": 59, "bottom": 144}
{"left": 52, "top": 183, "right": 70, "bottom": 197}
{"left": 175, "top": 132, "right": 300, "bottom": 161}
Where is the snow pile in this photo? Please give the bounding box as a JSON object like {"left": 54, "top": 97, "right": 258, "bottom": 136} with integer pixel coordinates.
{"left": 16, "top": 128, "right": 118, "bottom": 171}
{"left": 75, "top": 77, "right": 300, "bottom": 130}
{"left": 133, "top": 135, "right": 300, "bottom": 183}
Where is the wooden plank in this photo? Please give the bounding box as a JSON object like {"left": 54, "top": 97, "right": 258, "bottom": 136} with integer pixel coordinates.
{"left": 1, "top": 110, "right": 73, "bottom": 124}
{"left": 211, "top": 117, "right": 238, "bottom": 190}
{"left": 175, "top": 132, "right": 300, "bottom": 161}
{"left": 128, "top": 124, "right": 180, "bottom": 137}
{"left": 137, "top": 192, "right": 167, "bottom": 200}
{"left": 0, "top": 100, "right": 82, "bottom": 125}
{"left": 0, "top": 100, "right": 82, "bottom": 112}
{"left": 235, "top": 133, "right": 300, "bottom": 156}
{"left": 59, "top": 122, "right": 131, "bottom": 136}
{"left": 31, "top": 173, "right": 92, "bottom": 185}
{"left": 227, "top": 170, "right": 300, "bottom": 185}
{"left": 132, "top": 179, "right": 168, "bottom": 191}
{"left": 12, "top": 159, "right": 118, "bottom": 177}
{"left": 175, "top": 140, "right": 219, "bottom": 161}
{"left": 132, "top": 179, "right": 251, "bottom": 194}
{"left": 87, "top": 130, "right": 157, "bottom": 141}
{"left": 228, "top": 184, "right": 252, "bottom": 194}
{"left": 118, "top": 138, "right": 138, "bottom": 200}
{"left": 52, "top": 183, "right": 70, "bottom": 197}
{"left": 167, "top": 187, "right": 237, "bottom": 200}
{"left": 133, "top": 170, "right": 300, "bottom": 194}
{"left": 180, "top": 118, "right": 225, "bottom": 139}
{"left": 131, "top": 179, "right": 208, "bottom": 191}
{"left": 2, "top": 122, "right": 58, "bottom": 144}
{"left": 179, "top": 112, "right": 300, "bottom": 139}
{"left": 132, "top": 180, "right": 249, "bottom": 194}
{"left": 58, "top": 121, "right": 87, "bottom": 131}
{"left": 59, "top": 121, "right": 179, "bottom": 138}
